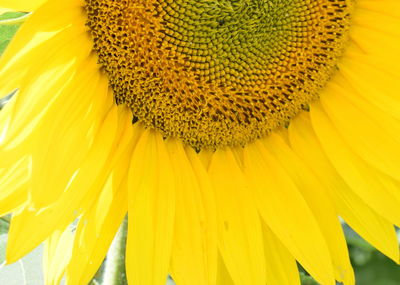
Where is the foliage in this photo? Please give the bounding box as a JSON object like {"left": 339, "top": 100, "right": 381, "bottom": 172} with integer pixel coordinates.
{"left": 0, "top": 12, "right": 25, "bottom": 55}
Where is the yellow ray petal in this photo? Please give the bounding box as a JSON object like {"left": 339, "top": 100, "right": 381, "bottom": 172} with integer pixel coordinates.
{"left": 243, "top": 141, "right": 335, "bottom": 285}
{"left": 168, "top": 139, "right": 217, "bottom": 285}
{"left": 319, "top": 84, "right": 400, "bottom": 189}
{"left": 0, "top": 24, "right": 88, "bottom": 98}
{"left": 0, "top": 41, "right": 93, "bottom": 169}
{"left": 184, "top": 145, "right": 219, "bottom": 284}
{"left": 197, "top": 148, "right": 214, "bottom": 171}
{"left": 337, "top": 56, "right": 400, "bottom": 121}
{"left": 0, "top": 31, "right": 93, "bottom": 145}
{"left": 209, "top": 148, "right": 266, "bottom": 285}
{"left": 2, "top": 71, "right": 110, "bottom": 213}
{"left": 289, "top": 111, "right": 400, "bottom": 262}
{"left": 65, "top": 109, "right": 138, "bottom": 284}
{"left": 216, "top": 253, "right": 235, "bottom": 285}
{"left": 126, "top": 128, "right": 175, "bottom": 285}
{"left": 265, "top": 133, "right": 354, "bottom": 284}
{"left": 262, "top": 223, "right": 300, "bottom": 285}
{"left": 310, "top": 102, "right": 400, "bottom": 227}
{"left": 5, "top": 105, "right": 119, "bottom": 263}
{"left": 330, "top": 71, "right": 400, "bottom": 154}
{"left": 28, "top": 59, "right": 104, "bottom": 208}
{"left": 349, "top": 25, "right": 400, "bottom": 62}
{"left": 0, "top": 9, "right": 88, "bottom": 150}
{"left": 353, "top": 7, "right": 400, "bottom": 37}
{"left": 0, "top": 156, "right": 29, "bottom": 216}
{"left": 0, "top": 0, "right": 87, "bottom": 77}
{"left": 43, "top": 228, "right": 74, "bottom": 285}
{"left": 0, "top": 0, "right": 50, "bottom": 11}
{"left": 66, "top": 172, "right": 128, "bottom": 285}
{"left": 0, "top": 69, "right": 111, "bottom": 217}
{"left": 0, "top": 60, "right": 74, "bottom": 154}
{"left": 358, "top": 0, "right": 400, "bottom": 18}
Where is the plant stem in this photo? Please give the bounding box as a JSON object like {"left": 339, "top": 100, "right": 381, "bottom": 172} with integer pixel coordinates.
{"left": 102, "top": 217, "right": 128, "bottom": 285}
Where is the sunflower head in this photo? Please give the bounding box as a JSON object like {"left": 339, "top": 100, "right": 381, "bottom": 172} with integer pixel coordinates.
{"left": 1, "top": 1, "right": 400, "bottom": 285}
{"left": 85, "top": 0, "right": 353, "bottom": 150}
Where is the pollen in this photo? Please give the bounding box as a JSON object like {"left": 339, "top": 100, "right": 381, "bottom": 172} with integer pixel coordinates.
{"left": 85, "top": 0, "right": 354, "bottom": 150}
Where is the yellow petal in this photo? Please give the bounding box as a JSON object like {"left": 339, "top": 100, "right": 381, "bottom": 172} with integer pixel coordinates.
{"left": 216, "top": 253, "right": 235, "bottom": 285}
{"left": 66, "top": 108, "right": 137, "bottom": 284}
{"left": 265, "top": 133, "right": 354, "bottom": 284}
{"left": 168, "top": 139, "right": 217, "bottom": 285}
{"left": 320, "top": 79, "right": 400, "bottom": 184}
{"left": 0, "top": 0, "right": 48, "bottom": 11}
{"left": 28, "top": 58, "right": 105, "bottom": 208}
{"left": 243, "top": 141, "right": 335, "bottom": 285}
{"left": 0, "top": 156, "right": 29, "bottom": 216}
{"left": 353, "top": 6, "right": 400, "bottom": 36}
{"left": 209, "top": 148, "right": 266, "bottom": 285}
{"left": 337, "top": 54, "right": 400, "bottom": 120}
{"left": 358, "top": 0, "right": 400, "bottom": 18}
{"left": 43, "top": 228, "right": 74, "bottom": 285}
{"left": 310, "top": 102, "right": 400, "bottom": 226}
{"left": 0, "top": 0, "right": 87, "bottom": 81}
{"left": 126, "top": 128, "right": 175, "bottom": 285}
{"left": 349, "top": 25, "right": 400, "bottom": 62}
{"left": 6, "top": 105, "right": 118, "bottom": 262}
{"left": 66, "top": 172, "right": 128, "bottom": 284}
{"left": 0, "top": 31, "right": 92, "bottom": 147}
{"left": 262, "top": 223, "right": 300, "bottom": 285}
{"left": 289, "top": 111, "right": 400, "bottom": 262}
{"left": 0, "top": 38, "right": 93, "bottom": 173}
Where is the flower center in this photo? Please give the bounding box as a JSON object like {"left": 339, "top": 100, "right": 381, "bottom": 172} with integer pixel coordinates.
{"left": 85, "top": 0, "right": 353, "bottom": 150}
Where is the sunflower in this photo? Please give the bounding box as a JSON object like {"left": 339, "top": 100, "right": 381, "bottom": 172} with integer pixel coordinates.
{"left": 0, "top": 0, "right": 399, "bottom": 284}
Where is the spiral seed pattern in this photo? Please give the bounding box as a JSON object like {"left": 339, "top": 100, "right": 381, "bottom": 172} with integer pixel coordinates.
{"left": 85, "top": 0, "right": 353, "bottom": 150}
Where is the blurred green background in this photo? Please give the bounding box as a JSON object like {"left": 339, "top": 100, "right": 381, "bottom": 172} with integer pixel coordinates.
{"left": 1, "top": 11, "right": 400, "bottom": 285}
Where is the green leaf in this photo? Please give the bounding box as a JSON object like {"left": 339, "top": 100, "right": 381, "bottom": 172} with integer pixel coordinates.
{"left": 300, "top": 272, "right": 319, "bottom": 285}
{"left": 166, "top": 277, "right": 175, "bottom": 285}
{"left": 0, "top": 12, "right": 26, "bottom": 55}
{"left": 0, "top": 234, "right": 7, "bottom": 264}
{"left": 0, "top": 12, "right": 26, "bottom": 21}
{"left": 0, "top": 217, "right": 9, "bottom": 235}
